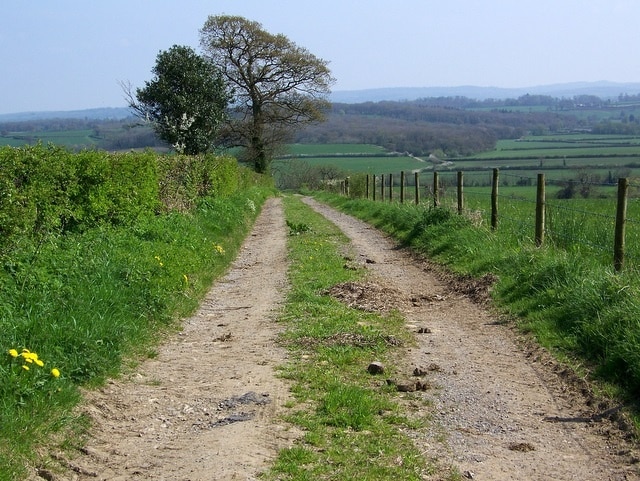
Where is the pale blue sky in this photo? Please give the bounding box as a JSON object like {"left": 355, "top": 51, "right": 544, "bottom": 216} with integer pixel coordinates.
{"left": 1, "top": 0, "right": 639, "bottom": 114}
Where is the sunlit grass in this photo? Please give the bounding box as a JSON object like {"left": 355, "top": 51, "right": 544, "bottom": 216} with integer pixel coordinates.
{"left": 262, "top": 195, "right": 437, "bottom": 481}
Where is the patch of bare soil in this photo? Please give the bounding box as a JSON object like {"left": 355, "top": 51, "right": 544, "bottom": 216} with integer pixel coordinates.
{"left": 34, "top": 195, "right": 640, "bottom": 481}
{"left": 303, "top": 197, "right": 640, "bottom": 481}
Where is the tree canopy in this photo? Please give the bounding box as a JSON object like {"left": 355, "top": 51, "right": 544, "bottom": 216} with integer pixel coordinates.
{"left": 127, "top": 45, "right": 230, "bottom": 155}
{"left": 200, "top": 15, "right": 334, "bottom": 173}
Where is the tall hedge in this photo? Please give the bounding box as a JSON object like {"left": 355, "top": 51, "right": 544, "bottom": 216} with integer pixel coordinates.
{"left": 0, "top": 144, "right": 265, "bottom": 256}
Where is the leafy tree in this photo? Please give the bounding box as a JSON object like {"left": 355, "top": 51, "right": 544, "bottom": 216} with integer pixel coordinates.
{"left": 125, "top": 45, "right": 230, "bottom": 155}
{"left": 199, "top": 15, "right": 334, "bottom": 173}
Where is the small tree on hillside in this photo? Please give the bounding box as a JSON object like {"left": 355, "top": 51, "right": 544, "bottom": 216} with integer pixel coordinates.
{"left": 124, "top": 45, "right": 230, "bottom": 155}
{"left": 199, "top": 15, "right": 334, "bottom": 173}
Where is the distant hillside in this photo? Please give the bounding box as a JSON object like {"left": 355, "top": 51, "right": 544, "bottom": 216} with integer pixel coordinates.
{"left": 330, "top": 81, "right": 640, "bottom": 103}
{"left": 3, "top": 81, "right": 640, "bottom": 121}
{"left": 0, "top": 107, "right": 133, "bottom": 122}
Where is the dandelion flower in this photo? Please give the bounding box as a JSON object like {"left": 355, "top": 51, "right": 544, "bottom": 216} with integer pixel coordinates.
{"left": 8, "top": 349, "right": 18, "bottom": 358}
{"left": 51, "top": 368, "right": 60, "bottom": 378}
{"left": 21, "top": 351, "right": 39, "bottom": 363}
{"left": 35, "top": 359, "right": 44, "bottom": 367}
{"left": 22, "top": 365, "right": 29, "bottom": 371}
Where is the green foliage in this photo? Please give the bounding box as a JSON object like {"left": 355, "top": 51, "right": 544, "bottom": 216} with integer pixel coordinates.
{"left": 0, "top": 145, "right": 268, "bottom": 256}
{"left": 131, "top": 45, "right": 230, "bottom": 154}
{"left": 73, "top": 149, "right": 160, "bottom": 226}
{"left": 316, "top": 192, "right": 640, "bottom": 405}
{"left": 286, "top": 220, "right": 310, "bottom": 235}
{"left": 156, "top": 153, "right": 246, "bottom": 212}
{"left": 346, "top": 173, "right": 368, "bottom": 198}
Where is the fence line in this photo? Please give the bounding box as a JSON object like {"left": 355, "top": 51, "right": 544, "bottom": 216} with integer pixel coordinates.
{"left": 352, "top": 169, "right": 634, "bottom": 272}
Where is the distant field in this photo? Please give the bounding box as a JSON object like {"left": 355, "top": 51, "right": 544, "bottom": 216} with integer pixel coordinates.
{"left": 0, "top": 129, "right": 97, "bottom": 148}
{"left": 284, "top": 143, "right": 387, "bottom": 156}
{"left": 280, "top": 155, "right": 429, "bottom": 174}
{"left": 470, "top": 104, "right": 640, "bottom": 123}
{"left": 274, "top": 143, "right": 430, "bottom": 175}
{"left": 275, "top": 136, "right": 640, "bottom": 185}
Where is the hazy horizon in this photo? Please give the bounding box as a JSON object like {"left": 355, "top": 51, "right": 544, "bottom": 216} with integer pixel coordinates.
{"left": 3, "top": 80, "right": 640, "bottom": 120}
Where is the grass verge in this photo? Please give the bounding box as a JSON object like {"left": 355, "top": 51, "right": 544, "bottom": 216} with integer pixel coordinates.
{"left": 262, "top": 195, "right": 438, "bottom": 480}
{"left": 0, "top": 187, "right": 275, "bottom": 480}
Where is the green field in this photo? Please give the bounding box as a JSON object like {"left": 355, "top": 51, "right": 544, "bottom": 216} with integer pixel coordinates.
{"left": 285, "top": 143, "right": 387, "bottom": 155}
{"left": 0, "top": 129, "right": 98, "bottom": 148}
{"left": 470, "top": 103, "right": 640, "bottom": 123}
{"left": 274, "top": 143, "right": 430, "bottom": 175}
{"left": 277, "top": 135, "right": 640, "bottom": 179}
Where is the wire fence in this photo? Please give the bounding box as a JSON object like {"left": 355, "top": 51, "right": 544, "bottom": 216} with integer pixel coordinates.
{"left": 343, "top": 170, "right": 640, "bottom": 273}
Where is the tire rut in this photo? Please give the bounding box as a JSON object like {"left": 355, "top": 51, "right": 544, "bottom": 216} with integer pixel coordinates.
{"left": 303, "top": 196, "right": 640, "bottom": 481}
{"left": 36, "top": 197, "right": 297, "bottom": 481}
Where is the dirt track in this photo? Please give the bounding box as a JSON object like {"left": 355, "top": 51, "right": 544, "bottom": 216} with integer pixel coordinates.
{"left": 35, "top": 196, "right": 639, "bottom": 480}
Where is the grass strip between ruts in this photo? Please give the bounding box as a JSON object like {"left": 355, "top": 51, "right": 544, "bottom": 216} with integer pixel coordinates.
{"left": 263, "top": 195, "right": 441, "bottom": 481}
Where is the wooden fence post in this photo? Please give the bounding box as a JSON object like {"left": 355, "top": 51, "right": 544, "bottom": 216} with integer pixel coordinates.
{"left": 389, "top": 174, "right": 393, "bottom": 202}
{"left": 415, "top": 172, "right": 420, "bottom": 205}
{"left": 380, "top": 173, "right": 385, "bottom": 201}
{"left": 535, "top": 173, "right": 545, "bottom": 247}
{"left": 614, "top": 177, "right": 629, "bottom": 272}
{"left": 345, "top": 176, "right": 350, "bottom": 198}
{"left": 400, "top": 171, "right": 405, "bottom": 204}
{"left": 491, "top": 168, "right": 499, "bottom": 230}
{"left": 372, "top": 175, "right": 376, "bottom": 201}
{"left": 457, "top": 171, "right": 464, "bottom": 214}
{"left": 433, "top": 172, "right": 439, "bottom": 207}
{"left": 366, "top": 174, "right": 370, "bottom": 200}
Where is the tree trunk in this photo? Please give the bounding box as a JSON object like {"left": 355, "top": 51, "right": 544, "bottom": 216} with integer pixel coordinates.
{"left": 251, "top": 100, "right": 268, "bottom": 174}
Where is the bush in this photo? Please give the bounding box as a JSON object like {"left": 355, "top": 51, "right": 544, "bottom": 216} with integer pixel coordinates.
{"left": 0, "top": 145, "right": 269, "bottom": 256}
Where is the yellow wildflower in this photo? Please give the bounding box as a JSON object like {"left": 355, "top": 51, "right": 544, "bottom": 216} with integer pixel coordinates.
{"left": 8, "top": 349, "right": 18, "bottom": 358}
{"left": 35, "top": 359, "right": 44, "bottom": 367}
{"left": 51, "top": 368, "right": 60, "bottom": 378}
{"left": 21, "top": 351, "right": 39, "bottom": 363}
{"left": 22, "top": 365, "right": 29, "bottom": 371}
{"left": 183, "top": 274, "right": 189, "bottom": 284}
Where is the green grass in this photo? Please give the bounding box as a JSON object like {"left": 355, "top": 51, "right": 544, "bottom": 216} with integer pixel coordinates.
{"left": 314, "top": 191, "right": 640, "bottom": 418}
{"left": 285, "top": 143, "right": 387, "bottom": 156}
{"left": 0, "top": 186, "right": 274, "bottom": 480}
{"left": 0, "top": 129, "right": 98, "bottom": 148}
{"left": 287, "top": 156, "right": 427, "bottom": 175}
{"left": 262, "top": 195, "right": 439, "bottom": 480}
